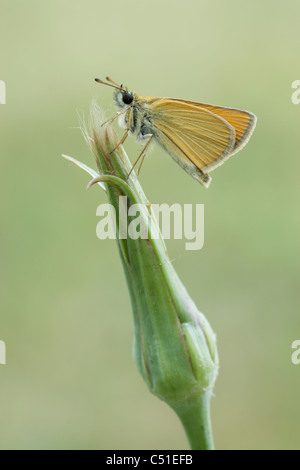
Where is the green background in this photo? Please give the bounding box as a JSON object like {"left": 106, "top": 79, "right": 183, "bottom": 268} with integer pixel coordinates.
{"left": 0, "top": 0, "right": 299, "bottom": 450}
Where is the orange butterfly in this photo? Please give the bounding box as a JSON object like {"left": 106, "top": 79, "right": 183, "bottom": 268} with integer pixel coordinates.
{"left": 95, "top": 77, "right": 257, "bottom": 187}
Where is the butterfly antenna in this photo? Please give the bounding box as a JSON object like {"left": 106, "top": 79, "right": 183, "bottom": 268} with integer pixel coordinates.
{"left": 105, "top": 77, "right": 123, "bottom": 88}
{"left": 95, "top": 78, "right": 123, "bottom": 91}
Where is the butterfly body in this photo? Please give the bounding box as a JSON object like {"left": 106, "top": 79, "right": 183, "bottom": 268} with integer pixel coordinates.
{"left": 96, "top": 77, "right": 257, "bottom": 187}
{"left": 114, "top": 91, "right": 157, "bottom": 142}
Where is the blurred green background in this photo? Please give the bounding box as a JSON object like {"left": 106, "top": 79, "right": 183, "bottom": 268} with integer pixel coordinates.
{"left": 0, "top": 0, "right": 299, "bottom": 450}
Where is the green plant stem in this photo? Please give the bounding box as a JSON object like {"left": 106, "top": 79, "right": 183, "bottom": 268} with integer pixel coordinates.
{"left": 173, "top": 392, "right": 214, "bottom": 450}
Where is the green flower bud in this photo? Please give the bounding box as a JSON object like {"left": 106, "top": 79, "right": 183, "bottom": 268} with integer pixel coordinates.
{"left": 63, "top": 103, "right": 219, "bottom": 450}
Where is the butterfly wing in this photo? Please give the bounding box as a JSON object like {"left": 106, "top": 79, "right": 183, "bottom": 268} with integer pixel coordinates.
{"left": 167, "top": 98, "right": 257, "bottom": 156}
{"left": 146, "top": 98, "right": 236, "bottom": 186}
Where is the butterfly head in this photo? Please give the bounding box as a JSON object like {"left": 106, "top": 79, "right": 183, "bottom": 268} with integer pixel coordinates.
{"left": 114, "top": 88, "right": 134, "bottom": 109}
{"left": 95, "top": 77, "right": 135, "bottom": 109}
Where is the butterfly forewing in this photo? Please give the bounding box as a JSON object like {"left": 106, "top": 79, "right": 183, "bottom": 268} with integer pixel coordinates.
{"left": 148, "top": 99, "right": 236, "bottom": 173}
{"left": 168, "top": 98, "right": 257, "bottom": 156}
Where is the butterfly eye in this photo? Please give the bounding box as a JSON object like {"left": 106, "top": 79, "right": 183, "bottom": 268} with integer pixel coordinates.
{"left": 122, "top": 91, "right": 134, "bottom": 105}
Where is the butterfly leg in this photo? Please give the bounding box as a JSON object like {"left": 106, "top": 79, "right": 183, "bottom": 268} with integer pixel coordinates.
{"left": 101, "top": 105, "right": 130, "bottom": 127}
{"left": 128, "top": 134, "right": 153, "bottom": 178}
{"left": 109, "top": 106, "right": 133, "bottom": 154}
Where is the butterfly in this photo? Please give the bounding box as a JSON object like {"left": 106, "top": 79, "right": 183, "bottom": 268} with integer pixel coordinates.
{"left": 95, "top": 77, "right": 257, "bottom": 187}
